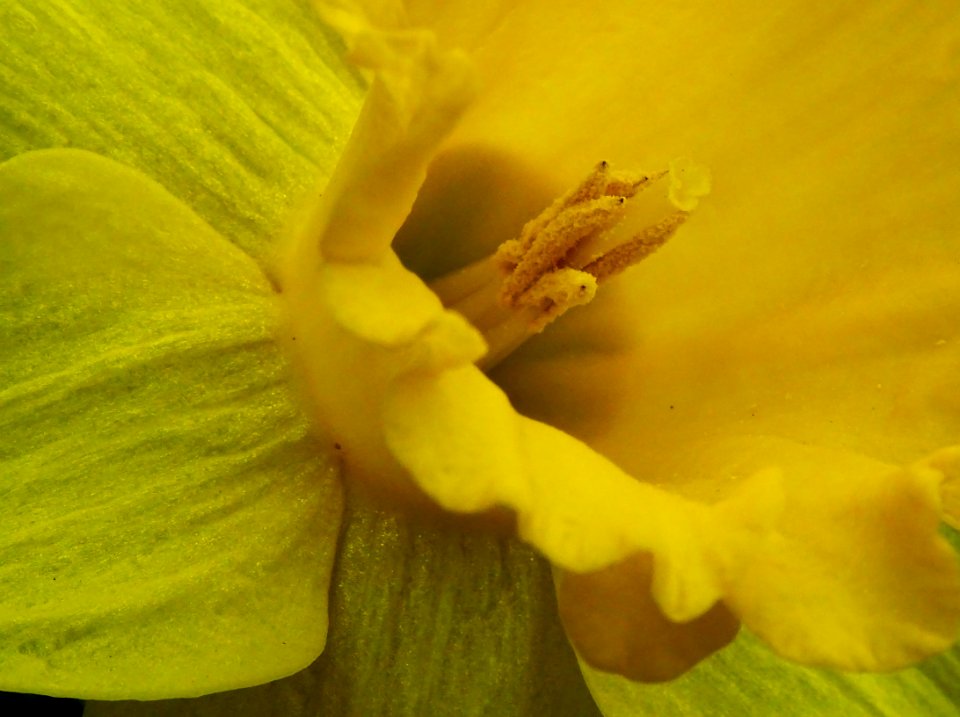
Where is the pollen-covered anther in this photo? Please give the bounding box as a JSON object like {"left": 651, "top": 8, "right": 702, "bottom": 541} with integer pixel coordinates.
{"left": 429, "top": 159, "right": 710, "bottom": 370}
{"left": 515, "top": 268, "right": 598, "bottom": 332}
{"left": 497, "top": 194, "right": 626, "bottom": 308}
{"left": 581, "top": 212, "right": 688, "bottom": 282}
{"left": 496, "top": 161, "right": 684, "bottom": 325}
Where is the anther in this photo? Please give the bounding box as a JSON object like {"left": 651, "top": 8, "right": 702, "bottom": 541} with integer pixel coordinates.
{"left": 429, "top": 159, "right": 710, "bottom": 370}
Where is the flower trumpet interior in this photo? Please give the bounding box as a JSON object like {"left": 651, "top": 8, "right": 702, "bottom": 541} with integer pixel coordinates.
{"left": 282, "top": 0, "right": 960, "bottom": 685}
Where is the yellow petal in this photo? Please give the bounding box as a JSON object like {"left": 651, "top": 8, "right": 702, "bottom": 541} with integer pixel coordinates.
{"left": 718, "top": 438, "right": 960, "bottom": 670}
{"left": 502, "top": 244, "right": 960, "bottom": 478}
{"left": 449, "top": 0, "right": 960, "bottom": 189}
{"left": 284, "top": 6, "right": 487, "bottom": 494}
{"left": 284, "top": 236, "right": 489, "bottom": 511}
{"left": 399, "top": 1, "right": 960, "bottom": 326}
{"left": 312, "top": 1, "right": 960, "bottom": 677}
{"left": 486, "top": 34, "right": 960, "bottom": 663}
{"left": 297, "top": 3, "right": 476, "bottom": 263}
{"left": 381, "top": 356, "right": 956, "bottom": 674}
{"left": 382, "top": 363, "right": 788, "bottom": 623}
{"left": 548, "top": 429, "right": 960, "bottom": 672}
{"left": 491, "top": 3, "right": 960, "bottom": 470}
{"left": 383, "top": 366, "right": 528, "bottom": 512}
{"left": 487, "top": 12, "right": 960, "bottom": 621}
{"left": 320, "top": 253, "right": 451, "bottom": 346}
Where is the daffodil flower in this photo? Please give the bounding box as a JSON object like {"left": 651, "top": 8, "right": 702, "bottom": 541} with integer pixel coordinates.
{"left": 287, "top": 0, "right": 960, "bottom": 686}
{"left": 2, "top": 1, "right": 959, "bottom": 716}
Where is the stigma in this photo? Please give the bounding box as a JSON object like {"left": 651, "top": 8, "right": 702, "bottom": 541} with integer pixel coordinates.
{"left": 429, "top": 159, "right": 711, "bottom": 369}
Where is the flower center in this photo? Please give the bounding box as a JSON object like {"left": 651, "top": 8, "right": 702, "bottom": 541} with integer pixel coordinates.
{"left": 429, "top": 159, "right": 710, "bottom": 369}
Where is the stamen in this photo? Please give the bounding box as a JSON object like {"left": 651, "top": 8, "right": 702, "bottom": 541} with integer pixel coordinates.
{"left": 515, "top": 268, "right": 597, "bottom": 331}
{"left": 429, "top": 160, "right": 710, "bottom": 370}
{"left": 499, "top": 195, "right": 626, "bottom": 306}
{"left": 580, "top": 212, "right": 687, "bottom": 282}
{"left": 513, "top": 161, "right": 612, "bottom": 252}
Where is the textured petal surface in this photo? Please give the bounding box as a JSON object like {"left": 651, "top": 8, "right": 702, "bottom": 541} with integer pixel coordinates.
{"left": 582, "top": 626, "right": 960, "bottom": 717}
{"left": 0, "top": 150, "right": 342, "bottom": 699}
{"left": 86, "top": 498, "right": 601, "bottom": 717}
{"left": 0, "top": 0, "right": 364, "bottom": 275}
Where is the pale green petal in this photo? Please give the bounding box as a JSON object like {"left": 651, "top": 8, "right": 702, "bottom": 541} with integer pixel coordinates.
{"left": 0, "top": 149, "right": 342, "bottom": 699}
{"left": 0, "top": 0, "right": 364, "bottom": 271}
{"left": 87, "top": 497, "right": 601, "bottom": 717}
